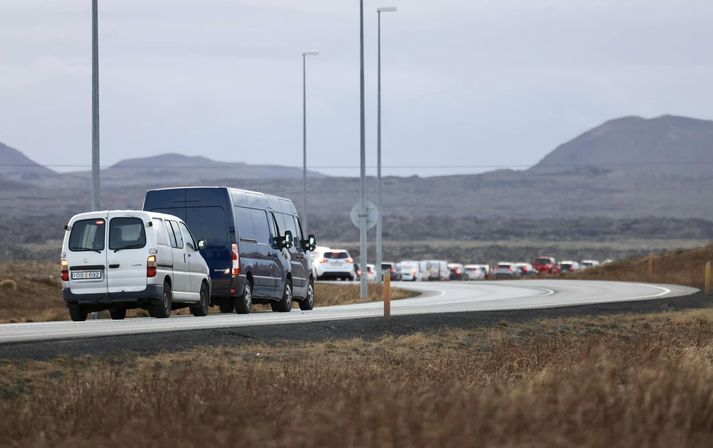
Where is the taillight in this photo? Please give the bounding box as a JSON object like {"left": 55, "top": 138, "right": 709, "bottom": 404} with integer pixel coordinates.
{"left": 320, "top": 259, "right": 329, "bottom": 264}
{"left": 60, "top": 258, "right": 69, "bottom": 282}
{"left": 232, "top": 243, "right": 240, "bottom": 278}
{"left": 147, "top": 255, "right": 157, "bottom": 278}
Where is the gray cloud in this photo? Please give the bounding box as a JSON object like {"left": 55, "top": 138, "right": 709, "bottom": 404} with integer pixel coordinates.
{"left": 1, "top": 0, "right": 712, "bottom": 177}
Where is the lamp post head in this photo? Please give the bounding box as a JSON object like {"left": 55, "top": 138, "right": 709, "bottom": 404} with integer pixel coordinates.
{"left": 377, "top": 6, "right": 398, "bottom": 13}
{"left": 302, "top": 50, "right": 320, "bottom": 57}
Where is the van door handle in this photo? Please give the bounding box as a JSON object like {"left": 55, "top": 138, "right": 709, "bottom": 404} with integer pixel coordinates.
{"left": 109, "top": 264, "right": 120, "bottom": 269}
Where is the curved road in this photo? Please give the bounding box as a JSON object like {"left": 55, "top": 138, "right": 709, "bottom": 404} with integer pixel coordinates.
{"left": 0, "top": 280, "right": 698, "bottom": 344}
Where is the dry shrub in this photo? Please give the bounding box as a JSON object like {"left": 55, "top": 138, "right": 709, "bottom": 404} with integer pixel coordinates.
{"left": 3, "top": 311, "right": 713, "bottom": 446}
{"left": 569, "top": 244, "right": 713, "bottom": 288}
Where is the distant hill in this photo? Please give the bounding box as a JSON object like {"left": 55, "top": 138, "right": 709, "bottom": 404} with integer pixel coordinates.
{"left": 59, "top": 153, "right": 328, "bottom": 187}
{"left": 531, "top": 115, "right": 713, "bottom": 175}
{"left": 0, "top": 142, "right": 55, "bottom": 180}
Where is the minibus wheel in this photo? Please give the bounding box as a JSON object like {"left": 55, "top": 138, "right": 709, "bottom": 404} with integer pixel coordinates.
{"left": 151, "top": 281, "right": 172, "bottom": 318}
{"left": 299, "top": 279, "right": 315, "bottom": 311}
{"left": 272, "top": 280, "right": 293, "bottom": 313}
{"left": 191, "top": 282, "right": 210, "bottom": 317}
{"left": 109, "top": 308, "right": 126, "bottom": 320}
{"left": 68, "top": 306, "right": 88, "bottom": 322}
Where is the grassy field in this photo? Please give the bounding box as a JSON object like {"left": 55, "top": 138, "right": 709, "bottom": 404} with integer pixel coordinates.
{"left": 2, "top": 308, "right": 713, "bottom": 446}
{"left": 0, "top": 261, "right": 415, "bottom": 323}
{"left": 567, "top": 244, "right": 713, "bottom": 289}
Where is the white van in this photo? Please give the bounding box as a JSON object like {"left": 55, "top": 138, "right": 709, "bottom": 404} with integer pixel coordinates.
{"left": 61, "top": 210, "right": 211, "bottom": 321}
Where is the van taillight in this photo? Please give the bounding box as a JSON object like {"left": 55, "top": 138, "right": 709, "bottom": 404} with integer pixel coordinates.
{"left": 147, "top": 255, "right": 157, "bottom": 278}
{"left": 60, "top": 258, "right": 69, "bottom": 282}
{"left": 232, "top": 243, "right": 240, "bottom": 278}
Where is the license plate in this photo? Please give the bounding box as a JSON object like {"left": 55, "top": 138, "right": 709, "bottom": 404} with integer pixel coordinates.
{"left": 71, "top": 271, "right": 103, "bottom": 280}
{"left": 331, "top": 261, "right": 343, "bottom": 266}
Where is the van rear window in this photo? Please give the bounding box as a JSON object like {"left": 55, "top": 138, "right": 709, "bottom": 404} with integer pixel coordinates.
{"left": 69, "top": 219, "right": 106, "bottom": 252}
{"left": 109, "top": 218, "right": 147, "bottom": 251}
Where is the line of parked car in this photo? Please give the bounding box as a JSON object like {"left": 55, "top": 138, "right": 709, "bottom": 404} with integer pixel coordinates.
{"left": 60, "top": 186, "right": 318, "bottom": 321}
{"left": 310, "top": 251, "right": 613, "bottom": 283}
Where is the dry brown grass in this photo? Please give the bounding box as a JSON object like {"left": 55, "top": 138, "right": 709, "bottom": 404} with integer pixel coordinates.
{"left": 0, "top": 262, "right": 416, "bottom": 323}
{"left": 568, "top": 244, "right": 713, "bottom": 288}
{"left": 3, "top": 309, "right": 713, "bottom": 446}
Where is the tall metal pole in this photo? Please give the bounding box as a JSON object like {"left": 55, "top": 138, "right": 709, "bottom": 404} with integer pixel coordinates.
{"left": 91, "top": 0, "right": 100, "bottom": 211}
{"left": 376, "top": 10, "right": 382, "bottom": 284}
{"left": 359, "top": 0, "right": 368, "bottom": 301}
{"left": 376, "top": 6, "right": 397, "bottom": 284}
{"left": 301, "top": 50, "right": 319, "bottom": 234}
{"left": 302, "top": 54, "right": 308, "bottom": 234}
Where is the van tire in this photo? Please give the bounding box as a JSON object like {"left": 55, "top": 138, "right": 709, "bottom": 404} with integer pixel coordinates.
{"left": 236, "top": 282, "right": 253, "bottom": 315}
{"left": 218, "top": 299, "right": 236, "bottom": 313}
{"left": 299, "top": 279, "right": 315, "bottom": 311}
{"left": 152, "top": 281, "right": 172, "bottom": 318}
{"left": 68, "top": 306, "right": 88, "bottom": 322}
{"left": 191, "top": 282, "right": 210, "bottom": 317}
{"left": 109, "top": 308, "right": 126, "bottom": 320}
{"left": 273, "top": 280, "right": 293, "bottom": 312}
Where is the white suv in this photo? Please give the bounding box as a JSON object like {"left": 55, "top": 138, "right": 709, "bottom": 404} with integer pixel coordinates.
{"left": 315, "top": 249, "right": 356, "bottom": 281}
{"left": 61, "top": 210, "right": 211, "bottom": 321}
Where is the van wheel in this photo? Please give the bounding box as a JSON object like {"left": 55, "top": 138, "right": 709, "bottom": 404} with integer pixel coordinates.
{"left": 109, "top": 308, "right": 126, "bottom": 320}
{"left": 236, "top": 282, "right": 253, "bottom": 315}
{"left": 68, "top": 306, "right": 88, "bottom": 322}
{"left": 218, "top": 298, "right": 236, "bottom": 313}
{"left": 152, "top": 281, "right": 172, "bottom": 318}
{"left": 299, "top": 280, "right": 315, "bottom": 311}
{"left": 273, "top": 280, "right": 293, "bottom": 312}
{"left": 191, "top": 282, "right": 210, "bottom": 317}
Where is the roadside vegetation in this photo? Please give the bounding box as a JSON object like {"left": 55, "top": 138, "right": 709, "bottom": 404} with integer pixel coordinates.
{"left": 3, "top": 308, "right": 713, "bottom": 446}
{"left": 567, "top": 244, "right": 713, "bottom": 289}
{"left": 0, "top": 261, "right": 415, "bottom": 323}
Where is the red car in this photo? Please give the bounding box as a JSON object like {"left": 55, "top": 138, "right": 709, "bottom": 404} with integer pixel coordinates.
{"left": 532, "top": 257, "right": 561, "bottom": 274}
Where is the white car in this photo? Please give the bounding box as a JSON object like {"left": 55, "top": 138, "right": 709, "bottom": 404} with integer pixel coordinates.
{"left": 559, "top": 260, "right": 581, "bottom": 272}
{"left": 399, "top": 260, "right": 422, "bottom": 281}
{"left": 310, "top": 246, "right": 331, "bottom": 278}
{"left": 315, "top": 249, "right": 356, "bottom": 281}
{"left": 494, "top": 262, "right": 521, "bottom": 279}
{"left": 581, "top": 260, "right": 600, "bottom": 269}
{"left": 61, "top": 210, "right": 211, "bottom": 321}
{"left": 515, "top": 262, "right": 538, "bottom": 277}
{"left": 366, "top": 264, "right": 377, "bottom": 282}
{"left": 464, "top": 264, "right": 487, "bottom": 280}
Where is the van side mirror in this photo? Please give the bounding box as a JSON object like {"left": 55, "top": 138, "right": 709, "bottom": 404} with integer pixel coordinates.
{"left": 307, "top": 234, "right": 317, "bottom": 252}
{"left": 283, "top": 231, "right": 293, "bottom": 249}
{"left": 197, "top": 240, "right": 206, "bottom": 250}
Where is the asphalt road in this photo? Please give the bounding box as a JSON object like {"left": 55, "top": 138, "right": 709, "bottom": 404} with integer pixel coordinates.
{"left": 0, "top": 280, "right": 698, "bottom": 345}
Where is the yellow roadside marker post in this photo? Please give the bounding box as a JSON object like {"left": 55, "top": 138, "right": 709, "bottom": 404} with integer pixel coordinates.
{"left": 648, "top": 256, "right": 654, "bottom": 282}
{"left": 384, "top": 271, "right": 391, "bottom": 320}
{"left": 705, "top": 262, "right": 711, "bottom": 296}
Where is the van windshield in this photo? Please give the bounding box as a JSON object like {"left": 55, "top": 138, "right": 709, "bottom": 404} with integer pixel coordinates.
{"left": 69, "top": 219, "right": 106, "bottom": 252}
{"left": 109, "top": 218, "right": 147, "bottom": 251}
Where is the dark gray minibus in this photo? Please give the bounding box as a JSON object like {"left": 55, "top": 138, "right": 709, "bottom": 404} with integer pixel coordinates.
{"left": 143, "top": 187, "right": 316, "bottom": 314}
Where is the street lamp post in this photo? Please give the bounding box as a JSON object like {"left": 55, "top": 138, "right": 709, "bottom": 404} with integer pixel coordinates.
{"left": 302, "top": 50, "right": 319, "bottom": 234}
{"left": 359, "top": 0, "right": 368, "bottom": 301}
{"left": 375, "top": 6, "right": 397, "bottom": 284}
{"left": 91, "top": 0, "right": 100, "bottom": 211}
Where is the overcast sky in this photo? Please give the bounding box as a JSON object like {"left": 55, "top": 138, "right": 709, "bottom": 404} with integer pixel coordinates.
{"left": 1, "top": 0, "right": 713, "bottom": 177}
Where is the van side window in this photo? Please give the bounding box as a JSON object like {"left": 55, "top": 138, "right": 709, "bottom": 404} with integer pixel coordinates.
{"left": 280, "top": 213, "right": 297, "bottom": 239}
{"left": 165, "top": 220, "right": 178, "bottom": 247}
{"left": 178, "top": 222, "right": 197, "bottom": 250}
{"left": 235, "top": 207, "right": 256, "bottom": 242}
{"left": 69, "top": 219, "right": 106, "bottom": 252}
{"left": 168, "top": 221, "right": 184, "bottom": 249}
{"left": 152, "top": 219, "right": 169, "bottom": 246}
{"left": 250, "top": 209, "right": 270, "bottom": 245}
{"left": 293, "top": 216, "right": 304, "bottom": 242}
{"left": 270, "top": 212, "right": 280, "bottom": 237}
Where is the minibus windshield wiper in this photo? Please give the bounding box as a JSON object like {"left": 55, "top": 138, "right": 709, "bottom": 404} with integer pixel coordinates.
{"left": 71, "top": 248, "right": 103, "bottom": 254}
{"left": 113, "top": 245, "right": 145, "bottom": 253}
